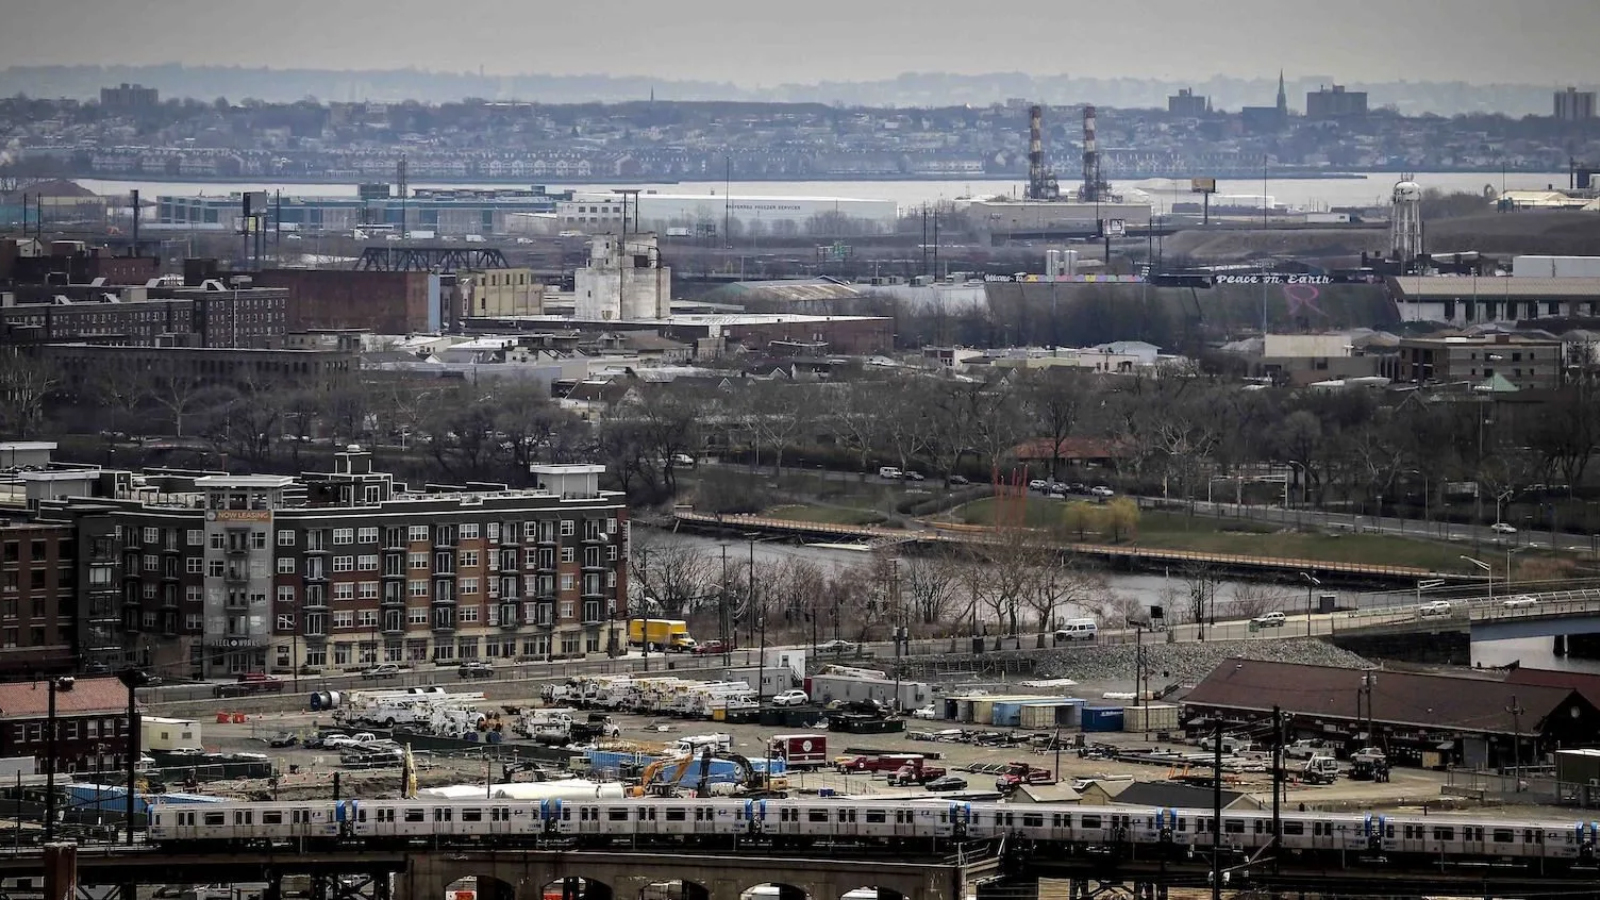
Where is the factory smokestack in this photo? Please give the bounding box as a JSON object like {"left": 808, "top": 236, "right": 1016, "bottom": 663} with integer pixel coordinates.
{"left": 1029, "top": 104, "right": 1044, "bottom": 196}
{"left": 1026, "top": 105, "right": 1059, "bottom": 201}
{"left": 1081, "top": 105, "right": 1100, "bottom": 203}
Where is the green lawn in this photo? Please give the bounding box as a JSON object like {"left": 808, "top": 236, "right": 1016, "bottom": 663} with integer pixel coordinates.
{"left": 954, "top": 497, "right": 1502, "bottom": 574}
{"left": 764, "top": 504, "right": 887, "bottom": 526}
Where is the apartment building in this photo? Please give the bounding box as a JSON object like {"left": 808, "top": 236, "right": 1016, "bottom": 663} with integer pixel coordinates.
{"left": 38, "top": 450, "right": 628, "bottom": 678}
{"left": 0, "top": 521, "right": 75, "bottom": 679}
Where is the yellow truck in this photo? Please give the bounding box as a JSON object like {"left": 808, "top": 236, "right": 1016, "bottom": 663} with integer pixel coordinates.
{"left": 628, "top": 618, "right": 698, "bottom": 652}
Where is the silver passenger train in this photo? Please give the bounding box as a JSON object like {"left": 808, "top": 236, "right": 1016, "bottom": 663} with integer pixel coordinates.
{"left": 150, "top": 797, "right": 1600, "bottom": 868}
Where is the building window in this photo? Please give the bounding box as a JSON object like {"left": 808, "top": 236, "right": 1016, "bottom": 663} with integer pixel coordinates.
{"left": 409, "top": 552, "right": 428, "bottom": 570}
{"left": 277, "top": 557, "right": 295, "bottom": 574}
{"left": 333, "top": 611, "right": 354, "bottom": 629}
{"left": 277, "top": 586, "right": 295, "bottom": 604}
{"left": 460, "top": 524, "right": 479, "bottom": 540}
{"left": 185, "top": 614, "right": 202, "bottom": 630}
{"left": 560, "top": 520, "right": 575, "bottom": 537}
{"left": 333, "top": 556, "right": 354, "bottom": 573}
{"left": 358, "top": 582, "right": 379, "bottom": 600}
{"left": 251, "top": 531, "right": 267, "bottom": 550}
{"left": 358, "top": 527, "right": 379, "bottom": 545}
{"left": 333, "top": 583, "right": 354, "bottom": 601}
{"left": 408, "top": 580, "right": 428, "bottom": 597}
{"left": 459, "top": 605, "right": 479, "bottom": 623}
{"left": 408, "top": 608, "right": 428, "bottom": 625}
{"left": 143, "top": 528, "right": 158, "bottom": 545}
{"left": 186, "top": 557, "right": 204, "bottom": 574}
{"left": 187, "top": 529, "right": 205, "bottom": 547}
{"left": 277, "top": 529, "right": 295, "bottom": 547}
{"left": 187, "top": 586, "right": 204, "bottom": 603}
{"left": 560, "top": 575, "right": 574, "bottom": 592}
{"left": 277, "top": 613, "right": 295, "bottom": 631}
{"left": 359, "top": 610, "right": 378, "bottom": 628}
{"left": 459, "top": 577, "right": 479, "bottom": 595}
{"left": 144, "top": 555, "right": 159, "bottom": 572}
{"left": 332, "top": 528, "right": 354, "bottom": 545}
{"left": 408, "top": 525, "right": 429, "bottom": 542}
{"left": 459, "top": 550, "right": 479, "bottom": 568}
{"left": 357, "top": 555, "right": 378, "bottom": 571}
{"left": 560, "top": 547, "right": 574, "bottom": 563}
{"left": 486, "top": 523, "right": 500, "bottom": 542}
{"left": 207, "top": 560, "right": 224, "bottom": 577}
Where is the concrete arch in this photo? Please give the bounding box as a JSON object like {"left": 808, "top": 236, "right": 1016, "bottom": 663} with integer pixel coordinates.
{"left": 535, "top": 878, "right": 615, "bottom": 900}
{"left": 445, "top": 875, "right": 519, "bottom": 900}
{"left": 640, "top": 879, "right": 712, "bottom": 900}
{"left": 740, "top": 882, "right": 811, "bottom": 900}
{"left": 840, "top": 887, "right": 905, "bottom": 900}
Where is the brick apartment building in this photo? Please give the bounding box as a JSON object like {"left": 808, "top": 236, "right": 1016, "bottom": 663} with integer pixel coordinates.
{"left": 1, "top": 283, "right": 289, "bottom": 349}
{"left": 256, "top": 269, "right": 437, "bottom": 334}
{"left": 38, "top": 450, "right": 629, "bottom": 679}
{"left": 0, "top": 676, "right": 132, "bottom": 774}
{"left": 0, "top": 521, "right": 75, "bottom": 679}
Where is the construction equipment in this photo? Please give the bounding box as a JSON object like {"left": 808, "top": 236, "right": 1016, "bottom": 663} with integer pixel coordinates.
{"left": 630, "top": 752, "right": 697, "bottom": 798}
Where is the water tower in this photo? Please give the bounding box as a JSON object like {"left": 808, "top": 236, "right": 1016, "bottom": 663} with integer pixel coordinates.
{"left": 1390, "top": 177, "right": 1424, "bottom": 267}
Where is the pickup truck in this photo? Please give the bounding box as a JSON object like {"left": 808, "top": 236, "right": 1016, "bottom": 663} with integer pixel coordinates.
{"left": 838, "top": 753, "right": 932, "bottom": 777}
{"left": 995, "top": 761, "right": 1054, "bottom": 790}
{"left": 213, "top": 673, "right": 286, "bottom": 698}
{"left": 887, "top": 761, "right": 948, "bottom": 786}
{"left": 1284, "top": 739, "right": 1332, "bottom": 760}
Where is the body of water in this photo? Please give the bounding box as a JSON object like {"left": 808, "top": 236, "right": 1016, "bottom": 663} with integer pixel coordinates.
{"left": 653, "top": 530, "right": 1597, "bottom": 672}
{"left": 79, "top": 172, "right": 1570, "bottom": 217}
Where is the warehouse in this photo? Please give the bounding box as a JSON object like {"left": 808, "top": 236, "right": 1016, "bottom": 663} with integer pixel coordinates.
{"left": 1181, "top": 659, "right": 1600, "bottom": 770}
{"left": 557, "top": 193, "right": 899, "bottom": 236}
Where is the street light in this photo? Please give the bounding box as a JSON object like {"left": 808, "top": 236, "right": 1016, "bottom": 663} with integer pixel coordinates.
{"left": 1461, "top": 556, "right": 1493, "bottom": 602}
{"left": 1299, "top": 573, "right": 1320, "bottom": 637}
{"left": 44, "top": 675, "right": 75, "bottom": 842}
{"left": 1505, "top": 545, "right": 1531, "bottom": 590}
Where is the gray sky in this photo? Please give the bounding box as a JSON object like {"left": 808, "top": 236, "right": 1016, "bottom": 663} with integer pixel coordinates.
{"left": 2, "top": 0, "right": 1594, "bottom": 85}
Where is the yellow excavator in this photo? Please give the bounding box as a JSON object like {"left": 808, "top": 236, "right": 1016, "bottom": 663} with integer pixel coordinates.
{"left": 629, "top": 746, "right": 782, "bottom": 798}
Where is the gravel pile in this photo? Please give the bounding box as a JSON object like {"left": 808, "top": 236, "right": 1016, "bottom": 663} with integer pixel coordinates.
{"left": 1033, "top": 639, "right": 1372, "bottom": 686}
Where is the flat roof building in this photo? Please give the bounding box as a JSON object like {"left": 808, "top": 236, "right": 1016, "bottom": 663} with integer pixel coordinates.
{"left": 1394, "top": 334, "right": 1564, "bottom": 392}
{"left": 1555, "top": 87, "right": 1596, "bottom": 122}
{"left": 37, "top": 450, "right": 629, "bottom": 679}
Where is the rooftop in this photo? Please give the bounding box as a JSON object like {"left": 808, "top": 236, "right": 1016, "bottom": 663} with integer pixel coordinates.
{"left": 1390, "top": 276, "right": 1600, "bottom": 300}
{"left": 0, "top": 677, "right": 131, "bottom": 719}
{"left": 1184, "top": 658, "right": 1585, "bottom": 736}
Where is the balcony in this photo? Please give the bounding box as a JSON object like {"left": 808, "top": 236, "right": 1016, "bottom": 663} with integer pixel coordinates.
{"left": 222, "top": 566, "right": 250, "bottom": 585}
{"left": 381, "top": 623, "right": 405, "bottom": 637}
{"left": 380, "top": 594, "right": 405, "bottom": 608}
{"left": 431, "top": 621, "right": 456, "bottom": 634}
{"left": 303, "top": 594, "right": 328, "bottom": 611}
{"left": 498, "top": 604, "right": 521, "bottom": 629}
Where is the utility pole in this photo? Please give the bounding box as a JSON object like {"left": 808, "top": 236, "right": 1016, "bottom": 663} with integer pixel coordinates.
{"left": 892, "top": 559, "right": 902, "bottom": 713}
{"left": 1361, "top": 670, "right": 1377, "bottom": 747}
{"left": 1211, "top": 717, "right": 1223, "bottom": 900}
{"left": 1271, "top": 706, "right": 1283, "bottom": 872}
{"left": 1507, "top": 695, "right": 1525, "bottom": 787}
{"left": 720, "top": 545, "right": 730, "bottom": 666}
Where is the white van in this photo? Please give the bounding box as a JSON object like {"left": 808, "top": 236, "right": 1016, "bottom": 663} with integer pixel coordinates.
{"left": 878, "top": 466, "right": 903, "bottom": 480}
{"left": 1053, "top": 619, "right": 1099, "bottom": 642}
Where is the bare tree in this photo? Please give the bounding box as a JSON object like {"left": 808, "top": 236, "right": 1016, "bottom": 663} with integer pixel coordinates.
{"left": 0, "top": 348, "right": 57, "bottom": 438}
{"left": 1181, "top": 563, "right": 1222, "bottom": 640}
{"left": 824, "top": 381, "right": 885, "bottom": 478}
{"left": 1223, "top": 581, "right": 1291, "bottom": 621}
{"left": 1018, "top": 368, "right": 1094, "bottom": 480}
{"left": 900, "top": 548, "right": 963, "bottom": 629}
{"left": 628, "top": 533, "right": 715, "bottom": 617}
{"left": 746, "top": 381, "right": 813, "bottom": 474}
{"left": 1028, "top": 548, "right": 1110, "bottom": 644}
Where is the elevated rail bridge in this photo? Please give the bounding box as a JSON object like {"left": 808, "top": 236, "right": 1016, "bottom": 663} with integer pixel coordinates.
{"left": 17, "top": 838, "right": 1600, "bottom": 900}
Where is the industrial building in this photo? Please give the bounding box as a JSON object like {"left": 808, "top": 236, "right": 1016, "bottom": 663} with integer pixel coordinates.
{"left": 155, "top": 188, "right": 563, "bottom": 236}
{"left": 1182, "top": 659, "right": 1600, "bottom": 770}
{"left": 556, "top": 193, "right": 898, "bottom": 237}
{"left": 1, "top": 282, "right": 289, "bottom": 349}
{"left": 1392, "top": 334, "right": 1565, "bottom": 392}
{"left": 1388, "top": 275, "right": 1600, "bottom": 325}
{"left": 255, "top": 268, "right": 442, "bottom": 334}
{"left": 965, "top": 199, "right": 1152, "bottom": 243}
{"left": 574, "top": 234, "right": 670, "bottom": 321}
{"left": 37, "top": 449, "right": 629, "bottom": 679}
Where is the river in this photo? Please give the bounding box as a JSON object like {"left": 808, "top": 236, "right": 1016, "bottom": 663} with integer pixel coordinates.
{"left": 78, "top": 172, "right": 1569, "bottom": 215}
{"left": 647, "top": 530, "right": 1598, "bottom": 673}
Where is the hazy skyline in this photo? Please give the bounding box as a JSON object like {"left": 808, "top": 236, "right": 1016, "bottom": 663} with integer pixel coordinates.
{"left": 2, "top": 0, "right": 1596, "bottom": 87}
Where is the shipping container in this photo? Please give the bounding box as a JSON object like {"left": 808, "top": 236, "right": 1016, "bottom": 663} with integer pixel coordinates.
{"left": 1081, "top": 706, "right": 1125, "bottom": 732}
{"left": 991, "top": 702, "right": 1023, "bottom": 727}
{"left": 1018, "top": 699, "right": 1085, "bottom": 730}
{"left": 971, "top": 699, "right": 995, "bottom": 725}
{"left": 1121, "top": 703, "right": 1180, "bottom": 733}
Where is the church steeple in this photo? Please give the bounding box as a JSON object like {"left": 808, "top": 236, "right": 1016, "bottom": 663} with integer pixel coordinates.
{"left": 1276, "top": 70, "right": 1288, "bottom": 114}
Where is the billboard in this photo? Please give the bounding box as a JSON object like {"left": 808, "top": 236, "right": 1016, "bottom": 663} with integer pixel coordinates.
{"left": 1191, "top": 177, "right": 1218, "bottom": 194}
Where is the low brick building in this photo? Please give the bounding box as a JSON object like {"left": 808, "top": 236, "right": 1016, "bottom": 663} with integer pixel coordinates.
{"left": 0, "top": 676, "right": 131, "bottom": 774}
{"left": 257, "top": 269, "right": 437, "bottom": 334}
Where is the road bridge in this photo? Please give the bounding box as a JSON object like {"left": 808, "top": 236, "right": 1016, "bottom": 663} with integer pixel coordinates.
{"left": 670, "top": 512, "right": 1452, "bottom": 585}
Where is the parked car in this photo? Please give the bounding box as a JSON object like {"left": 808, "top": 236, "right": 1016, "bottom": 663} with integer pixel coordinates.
{"left": 692, "top": 640, "right": 731, "bottom": 655}
{"left": 1028, "top": 479, "right": 1049, "bottom": 492}
{"left": 1284, "top": 738, "right": 1331, "bottom": 760}
{"left": 266, "top": 732, "right": 299, "bottom": 748}
{"left": 877, "top": 466, "right": 903, "bottom": 480}
{"left": 361, "top": 663, "right": 401, "bottom": 680}
{"left": 1090, "top": 485, "right": 1116, "bottom": 498}
{"left": 1490, "top": 522, "right": 1518, "bottom": 534}
{"left": 1252, "top": 611, "right": 1287, "bottom": 628}
{"left": 1502, "top": 595, "right": 1539, "bottom": 609}
{"left": 1199, "top": 734, "right": 1252, "bottom": 753}
{"left": 670, "top": 453, "right": 695, "bottom": 467}
{"left": 911, "top": 705, "right": 939, "bottom": 720}
{"left": 458, "top": 661, "right": 495, "bottom": 679}
{"left": 924, "top": 775, "right": 969, "bottom": 792}
{"left": 1068, "top": 483, "right": 1088, "bottom": 494}
{"left": 817, "top": 639, "right": 856, "bottom": 653}
{"left": 772, "top": 689, "right": 810, "bottom": 707}
{"left": 902, "top": 470, "right": 925, "bottom": 482}
{"left": 948, "top": 475, "right": 970, "bottom": 486}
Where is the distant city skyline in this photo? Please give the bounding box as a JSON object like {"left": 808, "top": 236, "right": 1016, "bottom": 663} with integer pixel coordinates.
{"left": 2, "top": 0, "right": 1597, "bottom": 86}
